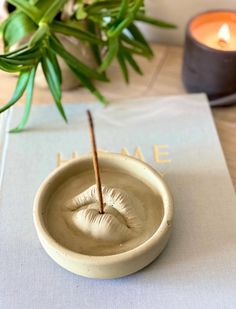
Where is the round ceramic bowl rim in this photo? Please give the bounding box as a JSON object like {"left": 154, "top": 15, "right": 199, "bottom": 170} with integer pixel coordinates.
{"left": 33, "top": 152, "right": 173, "bottom": 266}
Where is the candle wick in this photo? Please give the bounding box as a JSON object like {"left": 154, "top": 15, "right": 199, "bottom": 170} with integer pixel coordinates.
{"left": 87, "top": 110, "right": 104, "bottom": 215}
{"left": 218, "top": 38, "right": 228, "bottom": 48}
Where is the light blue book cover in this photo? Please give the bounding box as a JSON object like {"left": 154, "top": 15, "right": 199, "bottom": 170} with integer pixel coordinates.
{"left": 0, "top": 94, "right": 236, "bottom": 309}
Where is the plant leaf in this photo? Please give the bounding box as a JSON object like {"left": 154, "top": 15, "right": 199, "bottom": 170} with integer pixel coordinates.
{"left": 86, "top": 1, "right": 121, "bottom": 13}
{"left": 50, "top": 35, "right": 107, "bottom": 81}
{"left": 4, "top": 42, "right": 42, "bottom": 59}
{"left": 87, "top": 20, "right": 102, "bottom": 66}
{"left": 2, "top": 44, "right": 29, "bottom": 57}
{"left": 41, "top": 51, "right": 67, "bottom": 122}
{"left": 99, "top": 38, "right": 119, "bottom": 72}
{"left": 119, "top": 45, "right": 145, "bottom": 56}
{"left": 0, "top": 70, "right": 30, "bottom": 113}
{"left": 47, "top": 47, "right": 62, "bottom": 84}
{"left": 117, "top": 52, "right": 129, "bottom": 83}
{"left": 40, "top": 0, "right": 67, "bottom": 24}
{"left": 135, "top": 14, "right": 177, "bottom": 28}
{"left": 75, "top": 3, "right": 87, "bottom": 20}
{"left": 29, "top": 23, "right": 48, "bottom": 46}
{"left": 68, "top": 64, "right": 107, "bottom": 105}
{"left": 123, "top": 50, "right": 142, "bottom": 75}
{"left": 117, "top": 0, "right": 129, "bottom": 20}
{"left": 121, "top": 33, "right": 152, "bottom": 58}
{"left": 34, "top": 0, "right": 56, "bottom": 15}
{"left": 6, "top": 48, "right": 41, "bottom": 62}
{"left": 128, "top": 23, "right": 153, "bottom": 56}
{"left": 3, "top": 12, "right": 37, "bottom": 51}
{"left": 0, "top": 15, "right": 9, "bottom": 37}
{"left": 0, "top": 57, "right": 29, "bottom": 72}
{"left": 8, "top": 0, "right": 41, "bottom": 23}
{"left": 50, "top": 21, "right": 104, "bottom": 45}
{"left": 107, "top": 0, "right": 143, "bottom": 38}
{"left": 108, "top": 0, "right": 129, "bottom": 33}
{"left": 9, "top": 65, "right": 37, "bottom": 133}
{"left": 0, "top": 54, "right": 38, "bottom": 66}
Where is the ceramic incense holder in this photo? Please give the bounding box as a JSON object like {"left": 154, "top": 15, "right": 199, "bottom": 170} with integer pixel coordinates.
{"left": 33, "top": 152, "right": 173, "bottom": 279}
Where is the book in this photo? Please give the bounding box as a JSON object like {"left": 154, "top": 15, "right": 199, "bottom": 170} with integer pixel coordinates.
{"left": 0, "top": 94, "right": 236, "bottom": 309}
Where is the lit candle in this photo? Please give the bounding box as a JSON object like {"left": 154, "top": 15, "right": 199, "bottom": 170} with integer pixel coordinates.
{"left": 182, "top": 10, "right": 236, "bottom": 100}
{"left": 191, "top": 16, "right": 236, "bottom": 51}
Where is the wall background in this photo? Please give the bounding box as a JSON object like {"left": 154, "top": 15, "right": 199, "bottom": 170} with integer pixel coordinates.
{"left": 141, "top": 0, "right": 236, "bottom": 45}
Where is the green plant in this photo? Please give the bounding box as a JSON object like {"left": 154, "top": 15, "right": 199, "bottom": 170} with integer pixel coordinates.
{"left": 0, "top": 0, "right": 175, "bottom": 132}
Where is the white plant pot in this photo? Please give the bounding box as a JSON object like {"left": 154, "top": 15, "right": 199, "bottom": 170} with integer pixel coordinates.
{"left": 33, "top": 152, "right": 173, "bottom": 279}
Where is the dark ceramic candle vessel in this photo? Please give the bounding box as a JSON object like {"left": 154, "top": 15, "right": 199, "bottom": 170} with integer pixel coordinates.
{"left": 182, "top": 10, "right": 236, "bottom": 100}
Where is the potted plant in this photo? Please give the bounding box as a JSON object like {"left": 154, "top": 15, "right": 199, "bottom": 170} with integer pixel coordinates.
{"left": 0, "top": 0, "right": 175, "bottom": 132}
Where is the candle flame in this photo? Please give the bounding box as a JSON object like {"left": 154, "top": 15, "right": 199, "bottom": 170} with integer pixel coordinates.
{"left": 218, "top": 23, "right": 230, "bottom": 47}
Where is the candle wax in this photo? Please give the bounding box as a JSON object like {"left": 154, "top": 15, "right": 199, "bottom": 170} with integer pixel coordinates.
{"left": 192, "top": 21, "right": 236, "bottom": 51}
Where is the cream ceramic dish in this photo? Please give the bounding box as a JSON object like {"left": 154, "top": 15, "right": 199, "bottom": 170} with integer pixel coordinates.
{"left": 33, "top": 152, "right": 173, "bottom": 279}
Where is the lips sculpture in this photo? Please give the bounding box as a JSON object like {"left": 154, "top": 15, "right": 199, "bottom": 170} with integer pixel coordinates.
{"left": 64, "top": 185, "right": 145, "bottom": 243}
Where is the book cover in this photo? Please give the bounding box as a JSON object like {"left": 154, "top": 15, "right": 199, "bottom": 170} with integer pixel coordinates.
{"left": 0, "top": 94, "right": 235, "bottom": 308}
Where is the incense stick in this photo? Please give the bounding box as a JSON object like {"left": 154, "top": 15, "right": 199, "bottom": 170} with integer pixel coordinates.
{"left": 87, "top": 110, "right": 104, "bottom": 214}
